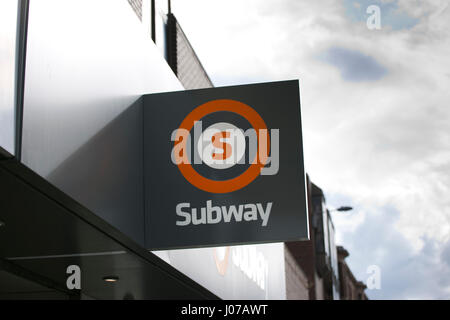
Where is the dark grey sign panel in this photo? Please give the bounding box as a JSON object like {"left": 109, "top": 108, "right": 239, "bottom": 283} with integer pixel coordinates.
{"left": 144, "top": 80, "right": 308, "bottom": 250}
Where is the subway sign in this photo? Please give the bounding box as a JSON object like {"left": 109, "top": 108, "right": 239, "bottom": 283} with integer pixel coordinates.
{"left": 143, "top": 80, "right": 308, "bottom": 250}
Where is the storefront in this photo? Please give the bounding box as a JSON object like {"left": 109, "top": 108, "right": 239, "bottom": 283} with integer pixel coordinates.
{"left": 0, "top": 0, "right": 290, "bottom": 299}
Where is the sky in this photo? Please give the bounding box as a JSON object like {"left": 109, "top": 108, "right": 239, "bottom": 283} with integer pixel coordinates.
{"left": 171, "top": 0, "right": 450, "bottom": 299}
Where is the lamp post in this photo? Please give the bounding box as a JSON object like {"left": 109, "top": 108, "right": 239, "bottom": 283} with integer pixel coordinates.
{"left": 329, "top": 206, "right": 353, "bottom": 213}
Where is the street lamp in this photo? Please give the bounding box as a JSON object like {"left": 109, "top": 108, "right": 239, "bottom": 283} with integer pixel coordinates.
{"left": 330, "top": 206, "right": 353, "bottom": 213}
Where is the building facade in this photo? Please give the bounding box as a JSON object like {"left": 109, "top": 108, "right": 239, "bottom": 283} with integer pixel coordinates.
{"left": 337, "top": 246, "right": 368, "bottom": 300}
{"left": 0, "top": 0, "right": 287, "bottom": 300}
{"left": 1, "top": 0, "right": 367, "bottom": 300}
{"left": 285, "top": 178, "right": 367, "bottom": 300}
{"left": 285, "top": 177, "right": 339, "bottom": 300}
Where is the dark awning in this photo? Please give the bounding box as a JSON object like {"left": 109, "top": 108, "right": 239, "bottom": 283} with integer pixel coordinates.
{"left": 0, "top": 147, "right": 217, "bottom": 300}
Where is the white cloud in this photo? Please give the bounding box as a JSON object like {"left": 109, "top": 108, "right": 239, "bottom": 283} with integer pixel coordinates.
{"left": 172, "top": 0, "right": 450, "bottom": 298}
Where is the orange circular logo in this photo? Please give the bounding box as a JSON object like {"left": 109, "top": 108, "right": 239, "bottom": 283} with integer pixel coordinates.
{"left": 174, "top": 99, "right": 270, "bottom": 193}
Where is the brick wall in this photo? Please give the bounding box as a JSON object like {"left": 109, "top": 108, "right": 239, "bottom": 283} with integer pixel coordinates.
{"left": 337, "top": 246, "right": 368, "bottom": 300}
{"left": 285, "top": 245, "right": 309, "bottom": 300}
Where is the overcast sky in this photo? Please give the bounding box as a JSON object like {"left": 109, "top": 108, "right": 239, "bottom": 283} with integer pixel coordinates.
{"left": 171, "top": 0, "right": 450, "bottom": 299}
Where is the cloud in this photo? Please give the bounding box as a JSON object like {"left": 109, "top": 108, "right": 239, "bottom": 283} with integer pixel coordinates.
{"left": 171, "top": 0, "right": 450, "bottom": 299}
{"left": 319, "top": 47, "right": 388, "bottom": 81}
{"left": 441, "top": 241, "right": 450, "bottom": 268}
{"left": 338, "top": 205, "right": 450, "bottom": 299}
